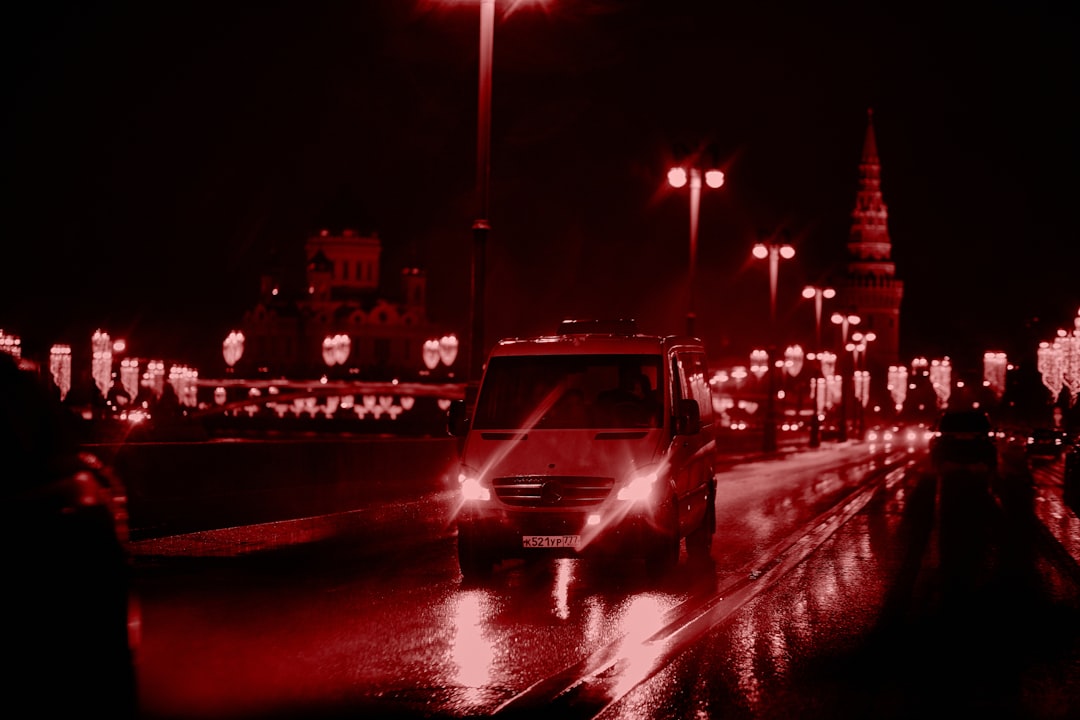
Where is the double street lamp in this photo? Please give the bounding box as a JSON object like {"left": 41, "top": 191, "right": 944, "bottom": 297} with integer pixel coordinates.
{"left": 467, "top": 0, "right": 497, "bottom": 395}
{"left": 753, "top": 233, "right": 795, "bottom": 452}
{"left": 668, "top": 162, "right": 725, "bottom": 337}
{"left": 830, "top": 311, "right": 861, "bottom": 441}
{"left": 847, "top": 330, "right": 876, "bottom": 438}
{"left": 802, "top": 285, "right": 835, "bottom": 447}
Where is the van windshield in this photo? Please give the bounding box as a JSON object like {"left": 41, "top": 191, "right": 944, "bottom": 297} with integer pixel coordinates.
{"left": 473, "top": 354, "right": 664, "bottom": 430}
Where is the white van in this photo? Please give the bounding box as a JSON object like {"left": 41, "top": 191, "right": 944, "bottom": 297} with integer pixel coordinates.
{"left": 447, "top": 320, "right": 718, "bottom": 580}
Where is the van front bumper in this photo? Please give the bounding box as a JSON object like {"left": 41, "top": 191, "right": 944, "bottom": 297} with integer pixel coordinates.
{"left": 456, "top": 504, "right": 668, "bottom": 559}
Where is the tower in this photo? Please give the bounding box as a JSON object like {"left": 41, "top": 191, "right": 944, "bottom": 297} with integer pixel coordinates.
{"left": 834, "top": 108, "right": 904, "bottom": 391}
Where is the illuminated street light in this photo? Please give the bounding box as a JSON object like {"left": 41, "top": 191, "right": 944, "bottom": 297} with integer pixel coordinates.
{"left": 465, "top": 0, "right": 497, "bottom": 396}
{"left": 753, "top": 232, "right": 795, "bottom": 453}
{"left": 848, "top": 331, "right": 876, "bottom": 369}
{"left": 668, "top": 157, "right": 725, "bottom": 337}
{"left": 223, "top": 330, "right": 245, "bottom": 373}
{"left": 801, "top": 285, "right": 835, "bottom": 447}
{"left": 930, "top": 358, "right": 952, "bottom": 408}
{"left": 830, "top": 312, "right": 860, "bottom": 441}
{"left": 422, "top": 334, "right": 460, "bottom": 376}
{"left": 91, "top": 329, "right": 114, "bottom": 403}
{"left": 846, "top": 330, "right": 876, "bottom": 437}
{"left": 1037, "top": 306, "right": 1080, "bottom": 407}
{"left": 749, "top": 348, "right": 769, "bottom": 379}
{"left": 888, "top": 365, "right": 908, "bottom": 412}
{"left": 463, "top": 0, "right": 543, "bottom": 396}
{"left": 982, "top": 351, "right": 1008, "bottom": 401}
{"left": 0, "top": 329, "right": 22, "bottom": 359}
{"left": 49, "top": 344, "right": 72, "bottom": 401}
{"left": 321, "top": 334, "right": 352, "bottom": 368}
{"left": 120, "top": 358, "right": 140, "bottom": 403}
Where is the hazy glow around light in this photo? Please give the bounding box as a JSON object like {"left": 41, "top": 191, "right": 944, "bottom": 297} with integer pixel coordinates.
{"left": 667, "top": 167, "right": 688, "bottom": 188}
{"left": 704, "top": 169, "right": 725, "bottom": 188}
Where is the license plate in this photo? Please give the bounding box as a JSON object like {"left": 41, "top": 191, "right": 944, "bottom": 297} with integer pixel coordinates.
{"left": 522, "top": 535, "right": 580, "bottom": 548}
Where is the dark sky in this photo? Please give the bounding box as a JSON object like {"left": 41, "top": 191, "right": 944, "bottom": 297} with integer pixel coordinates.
{"left": 2, "top": 0, "right": 1076, "bottom": 374}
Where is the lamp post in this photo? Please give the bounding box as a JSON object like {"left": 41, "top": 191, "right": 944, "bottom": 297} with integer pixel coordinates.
{"left": 847, "top": 330, "right": 876, "bottom": 438}
{"left": 466, "top": 0, "right": 496, "bottom": 398}
{"left": 830, "top": 311, "right": 860, "bottom": 442}
{"left": 801, "top": 285, "right": 835, "bottom": 447}
{"left": 668, "top": 161, "right": 724, "bottom": 337}
{"left": 752, "top": 233, "right": 795, "bottom": 452}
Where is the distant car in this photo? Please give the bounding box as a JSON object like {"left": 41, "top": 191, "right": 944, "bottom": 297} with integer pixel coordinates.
{"left": 902, "top": 422, "right": 935, "bottom": 450}
{"left": 1025, "top": 427, "right": 1068, "bottom": 459}
{"left": 0, "top": 352, "right": 139, "bottom": 717}
{"left": 864, "top": 424, "right": 898, "bottom": 446}
{"left": 928, "top": 407, "right": 998, "bottom": 473}
{"left": 866, "top": 423, "right": 932, "bottom": 452}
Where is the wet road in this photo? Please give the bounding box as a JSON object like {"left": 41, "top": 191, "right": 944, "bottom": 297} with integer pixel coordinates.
{"left": 130, "top": 440, "right": 1080, "bottom": 719}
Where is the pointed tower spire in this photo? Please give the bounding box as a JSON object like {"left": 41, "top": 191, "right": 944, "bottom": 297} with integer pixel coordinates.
{"left": 849, "top": 107, "right": 891, "bottom": 259}
{"left": 861, "top": 107, "right": 879, "bottom": 165}
{"left": 834, "top": 108, "right": 905, "bottom": 395}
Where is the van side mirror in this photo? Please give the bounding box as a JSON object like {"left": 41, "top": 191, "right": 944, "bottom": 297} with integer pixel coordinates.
{"left": 447, "top": 399, "right": 470, "bottom": 438}
{"left": 675, "top": 398, "right": 700, "bottom": 436}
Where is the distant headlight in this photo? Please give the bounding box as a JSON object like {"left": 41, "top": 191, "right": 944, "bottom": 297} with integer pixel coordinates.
{"left": 617, "top": 466, "right": 661, "bottom": 502}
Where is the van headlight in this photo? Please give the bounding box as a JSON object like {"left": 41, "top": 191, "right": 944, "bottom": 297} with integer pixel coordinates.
{"left": 458, "top": 469, "right": 491, "bottom": 502}
{"left": 617, "top": 466, "right": 661, "bottom": 502}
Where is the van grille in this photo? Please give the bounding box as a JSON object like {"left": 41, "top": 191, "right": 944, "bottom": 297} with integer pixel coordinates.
{"left": 493, "top": 475, "right": 614, "bottom": 507}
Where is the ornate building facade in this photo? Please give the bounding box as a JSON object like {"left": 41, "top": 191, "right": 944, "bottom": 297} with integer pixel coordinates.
{"left": 238, "top": 228, "right": 457, "bottom": 380}
{"left": 833, "top": 108, "right": 905, "bottom": 395}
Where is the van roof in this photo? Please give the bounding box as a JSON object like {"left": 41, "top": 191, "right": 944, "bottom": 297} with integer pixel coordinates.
{"left": 556, "top": 318, "right": 640, "bottom": 335}
{"left": 489, "top": 326, "right": 705, "bottom": 358}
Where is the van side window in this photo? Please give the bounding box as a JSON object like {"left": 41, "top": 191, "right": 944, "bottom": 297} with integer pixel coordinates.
{"left": 673, "top": 351, "right": 714, "bottom": 426}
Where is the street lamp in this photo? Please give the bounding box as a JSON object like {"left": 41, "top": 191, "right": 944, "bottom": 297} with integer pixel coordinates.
{"left": 888, "top": 365, "right": 909, "bottom": 414}
{"left": 422, "top": 334, "right": 459, "bottom": 377}
{"left": 801, "top": 285, "right": 835, "bottom": 447}
{"left": 752, "top": 233, "right": 795, "bottom": 452}
{"left": 830, "top": 311, "right": 860, "bottom": 441}
{"left": 1036, "top": 307, "right": 1080, "bottom": 408}
{"left": 930, "top": 357, "right": 953, "bottom": 408}
{"left": 982, "top": 351, "right": 1008, "bottom": 402}
{"left": 49, "top": 344, "right": 72, "bottom": 402}
{"left": 321, "top": 334, "right": 351, "bottom": 370}
{"left": 223, "top": 331, "right": 245, "bottom": 374}
{"left": 462, "top": 0, "right": 545, "bottom": 399}
{"left": 668, "top": 162, "right": 725, "bottom": 337}
{"left": 467, "top": 0, "right": 496, "bottom": 397}
{"left": 847, "top": 330, "right": 876, "bottom": 438}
